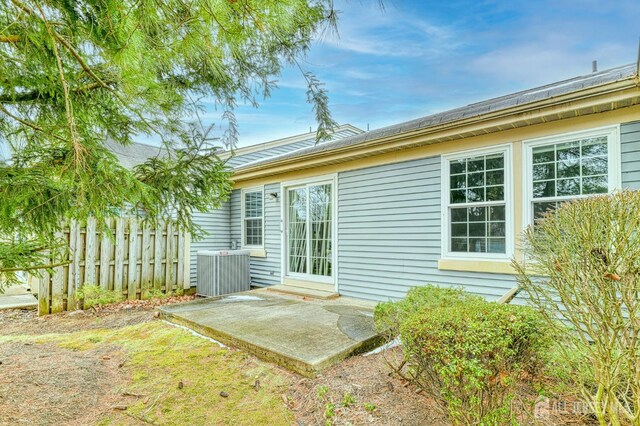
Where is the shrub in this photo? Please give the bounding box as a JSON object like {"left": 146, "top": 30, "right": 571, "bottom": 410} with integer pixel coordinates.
{"left": 375, "top": 285, "right": 550, "bottom": 425}
{"left": 374, "top": 285, "right": 481, "bottom": 341}
{"left": 513, "top": 190, "right": 640, "bottom": 425}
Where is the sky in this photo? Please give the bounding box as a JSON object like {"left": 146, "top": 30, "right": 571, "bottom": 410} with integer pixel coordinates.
{"left": 218, "top": 0, "right": 640, "bottom": 148}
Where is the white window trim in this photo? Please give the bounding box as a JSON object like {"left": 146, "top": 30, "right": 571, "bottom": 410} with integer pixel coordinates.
{"left": 441, "top": 144, "right": 514, "bottom": 261}
{"left": 522, "top": 125, "right": 621, "bottom": 227}
{"left": 241, "top": 186, "right": 265, "bottom": 249}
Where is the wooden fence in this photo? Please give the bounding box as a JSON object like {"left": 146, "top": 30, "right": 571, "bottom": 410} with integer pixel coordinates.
{"left": 30, "top": 218, "right": 190, "bottom": 315}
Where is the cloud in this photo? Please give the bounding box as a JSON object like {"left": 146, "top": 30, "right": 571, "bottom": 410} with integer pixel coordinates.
{"left": 319, "top": 3, "right": 462, "bottom": 59}
{"left": 462, "top": 5, "right": 638, "bottom": 92}
{"left": 342, "top": 68, "right": 378, "bottom": 81}
{"left": 469, "top": 42, "right": 632, "bottom": 88}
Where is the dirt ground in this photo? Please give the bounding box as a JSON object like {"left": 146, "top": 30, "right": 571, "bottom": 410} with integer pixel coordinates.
{"left": 0, "top": 308, "right": 143, "bottom": 425}
{"left": 289, "top": 349, "right": 449, "bottom": 425}
{"left": 0, "top": 302, "right": 596, "bottom": 425}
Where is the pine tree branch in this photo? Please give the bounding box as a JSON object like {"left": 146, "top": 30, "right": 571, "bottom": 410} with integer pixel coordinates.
{"left": 34, "top": 0, "right": 81, "bottom": 156}
{"left": 0, "top": 81, "right": 114, "bottom": 103}
{"left": 0, "top": 35, "right": 19, "bottom": 43}
{"left": 0, "top": 104, "right": 67, "bottom": 143}
{"left": 0, "top": 260, "right": 70, "bottom": 273}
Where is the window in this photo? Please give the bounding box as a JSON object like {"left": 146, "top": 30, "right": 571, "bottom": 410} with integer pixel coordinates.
{"left": 442, "top": 145, "right": 513, "bottom": 259}
{"left": 242, "top": 188, "right": 263, "bottom": 247}
{"left": 524, "top": 126, "right": 620, "bottom": 225}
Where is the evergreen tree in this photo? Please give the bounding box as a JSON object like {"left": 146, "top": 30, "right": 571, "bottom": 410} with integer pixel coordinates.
{"left": 0, "top": 0, "right": 341, "bottom": 287}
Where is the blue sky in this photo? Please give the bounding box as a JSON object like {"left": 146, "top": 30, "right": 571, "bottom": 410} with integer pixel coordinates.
{"left": 222, "top": 0, "right": 640, "bottom": 147}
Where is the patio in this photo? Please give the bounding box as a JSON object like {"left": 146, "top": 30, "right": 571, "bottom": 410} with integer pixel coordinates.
{"left": 159, "top": 289, "right": 382, "bottom": 377}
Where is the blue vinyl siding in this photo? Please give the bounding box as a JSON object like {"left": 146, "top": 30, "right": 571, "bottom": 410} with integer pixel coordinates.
{"left": 337, "top": 156, "right": 521, "bottom": 303}
{"left": 230, "top": 184, "right": 282, "bottom": 287}
{"left": 621, "top": 121, "right": 640, "bottom": 189}
{"left": 189, "top": 206, "right": 230, "bottom": 285}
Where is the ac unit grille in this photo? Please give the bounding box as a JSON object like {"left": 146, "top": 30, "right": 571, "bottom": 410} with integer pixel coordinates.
{"left": 197, "top": 250, "right": 251, "bottom": 297}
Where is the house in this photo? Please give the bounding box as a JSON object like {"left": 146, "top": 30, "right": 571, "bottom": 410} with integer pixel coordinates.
{"left": 191, "top": 62, "right": 640, "bottom": 303}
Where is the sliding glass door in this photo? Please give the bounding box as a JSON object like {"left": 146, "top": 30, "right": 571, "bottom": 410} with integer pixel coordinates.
{"left": 286, "top": 181, "right": 333, "bottom": 281}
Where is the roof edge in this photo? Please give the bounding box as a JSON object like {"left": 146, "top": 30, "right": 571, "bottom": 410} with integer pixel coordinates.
{"left": 233, "top": 77, "right": 640, "bottom": 181}
{"left": 219, "top": 124, "right": 362, "bottom": 159}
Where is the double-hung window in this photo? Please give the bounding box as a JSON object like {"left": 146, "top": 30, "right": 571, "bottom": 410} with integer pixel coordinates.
{"left": 524, "top": 126, "right": 620, "bottom": 226}
{"left": 442, "top": 145, "right": 513, "bottom": 258}
{"left": 242, "top": 187, "right": 264, "bottom": 247}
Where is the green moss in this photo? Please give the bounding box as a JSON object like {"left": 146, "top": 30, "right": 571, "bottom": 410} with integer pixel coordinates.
{"left": 9, "top": 321, "right": 293, "bottom": 425}
{"left": 76, "top": 284, "right": 123, "bottom": 309}
{"left": 142, "top": 288, "right": 181, "bottom": 299}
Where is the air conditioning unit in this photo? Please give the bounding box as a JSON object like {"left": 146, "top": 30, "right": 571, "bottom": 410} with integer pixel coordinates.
{"left": 197, "top": 250, "right": 251, "bottom": 297}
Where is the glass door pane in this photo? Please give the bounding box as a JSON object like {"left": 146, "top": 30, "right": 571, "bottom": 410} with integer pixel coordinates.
{"left": 288, "top": 188, "right": 307, "bottom": 274}
{"left": 309, "top": 184, "right": 332, "bottom": 277}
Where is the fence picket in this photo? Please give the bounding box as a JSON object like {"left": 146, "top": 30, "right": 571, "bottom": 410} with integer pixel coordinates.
{"left": 176, "top": 229, "right": 185, "bottom": 290}
{"left": 127, "top": 220, "right": 139, "bottom": 299}
{"left": 153, "top": 223, "right": 163, "bottom": 290}
{"left": 38, "top": 270, "right": 50, "bottom": 315}
{"left": 84, "top": 218, "right": 97, "bottom": 285}
{"left": 141, "top": 224, "right": 152, "bottom": 293}
{"left": 183, "top": 233, "right": 191, "bottom": 289}
{"left": 67, "top": 220, "right": 78, "bottom": 310}
{"left": 165, "top": 222, "right": 173, "bottom": 293}
{"left": 51, "top": 231, "right": 64, "bottom": 313}
{"left": 114, "top": 218, "right": 126, "bottom": 294}
{"left": 99, "top": 219, "right": 112, "bottom": 289}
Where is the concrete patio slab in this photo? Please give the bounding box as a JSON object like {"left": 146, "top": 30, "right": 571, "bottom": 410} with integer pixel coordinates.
{"left": 159, "top": 289, "right": 382, "bottom": 377}
{"left": 0, "top": 294, "right": 37, "bottom": 310}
